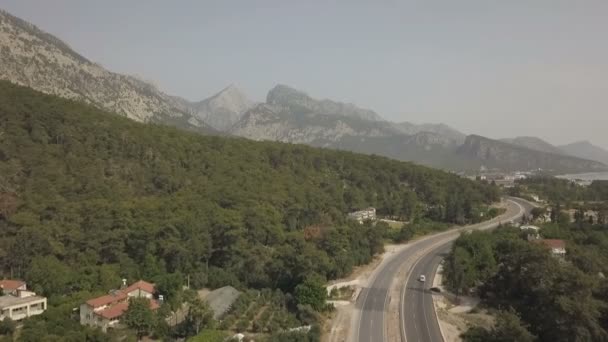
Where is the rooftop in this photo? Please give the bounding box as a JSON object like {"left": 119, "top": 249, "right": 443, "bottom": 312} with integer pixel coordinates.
{"left": 86, "top": 291, "right": 127, "bottom": 308}
{"left": 124, "top": 280, "right": 155, "bottom": 295}
{"left": 96, "top": 298, "right": 160, "bottom": 320}
{"left": 86, "top": 280, "right": 155, "bottom": 308}
{"left": 0, "top": 294, "right": 45, "bottom": 308}
{"left": 0, "top": 280, "right": 25, "bottom": 291}
{"left": 535, "top": 239, "right": 566, "bottom": 250}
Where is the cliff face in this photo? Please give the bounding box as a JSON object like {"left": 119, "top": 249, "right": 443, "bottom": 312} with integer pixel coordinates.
{"left": 458, "top": 135, "right": 608, "bottom": 172}
{"left": 0, "top": 9, "right": 215, "bottom": 134}
{"left": 266, "top": 84, "right": 385, "bottom": 122}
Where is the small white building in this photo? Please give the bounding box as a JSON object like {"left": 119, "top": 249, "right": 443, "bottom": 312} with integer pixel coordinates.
{"left": 348, "top": 207, "right": 376, "bottom": 224}
{"left": 0, "top": 280, "right": 47, "bottom": 321}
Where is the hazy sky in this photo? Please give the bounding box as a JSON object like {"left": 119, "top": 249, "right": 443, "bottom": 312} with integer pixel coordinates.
{"left": 2, "top": 1, "right": 607, "bottom": 148}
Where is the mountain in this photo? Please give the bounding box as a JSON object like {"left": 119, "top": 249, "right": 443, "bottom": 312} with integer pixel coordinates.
{"left": 396, "top": 122, "right": 466, "bottom": 145}
{"left": 231, "top": 86, "right": 608, "bottom": 173}
{"left": 267, "top": 84, "right": 384, "bottom": 121}
{"left": 500, "top": 136, "right": 564, "bottom": 155}
{"left": 0, "top": 9, "right": 218, "bottom": 134}
{"left": 230, "top": 102, "right": 402, "bottom": 145}
{"left": 0, "top": 79, "right": 499, "bottom": 308}
{"left": 458, "top": 135, "right": 608, "bottom": 173}
{"left": 559, "top": 141, "right": 608, "bottom": 165}
{"left": 171, "top": 84, "right": 254, "bottom": 131}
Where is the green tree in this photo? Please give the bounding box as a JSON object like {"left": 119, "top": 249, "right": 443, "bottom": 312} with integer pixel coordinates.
{"left": 122, "top": 298, "right": 154, "bottom": 341}
{"left": 294, "top": 277, "right": 327, "bottom": 311}
{"left": 0, "top": 317, "right": 15, "bottom": 336}
{"left": 186, "top": 298, "right": 214, "bottom": 335}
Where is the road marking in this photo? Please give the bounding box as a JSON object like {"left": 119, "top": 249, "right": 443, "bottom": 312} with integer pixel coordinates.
{"left": 399, "top": 199, "right": 527, "bottom": 342}
{"left": 352, "top": 198, "right": 528, "bottom": 342}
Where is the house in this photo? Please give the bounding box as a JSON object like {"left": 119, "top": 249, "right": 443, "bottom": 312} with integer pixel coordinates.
{"left": 348, "top": 207, "right": 376, "bottom": 224}
{"left": 0, "top": 279, "right": 26, "bottom": 295}
{"left": 521, "top": 225, "right": 541, "bottom": 240}
{"left": 80, "top": 280, "right": 159, "bottom": 332}
{"left": 0, "top": 280, "right": 47, "bottom": 321}
{"left": 534, "top": 239, "right": 566, "bottom": 259}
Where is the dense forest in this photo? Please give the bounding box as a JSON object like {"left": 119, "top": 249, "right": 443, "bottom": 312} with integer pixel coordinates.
{"left": 444, "top": 219, "right": 608, "bottom": 341}
{"left": 513, "top": 176, "right": 608, "bottom": 204}
{"left": 0, "top": 81, "right": 499, "bottom": 339}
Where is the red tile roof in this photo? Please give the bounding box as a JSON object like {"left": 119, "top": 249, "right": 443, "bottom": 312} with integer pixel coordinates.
{"left": 86, "top": 291, "right": 128, "bottom": 308}
{"left": 85, "top": 280, "right": 156, "bottom": 308}
{"left": 97, "top": 301, "right": 128, "bottom": 319}
{"left": 124, "top": 280, "right": 155, "bottom": 295}
{"left": 535, "top": 239, "right": 566, "bottom": 249}
{"left": 0, "top": 280, "right": 25, "bottom": 291}
{"left": 96, "top": 298, "right": 160, "bottom": 320}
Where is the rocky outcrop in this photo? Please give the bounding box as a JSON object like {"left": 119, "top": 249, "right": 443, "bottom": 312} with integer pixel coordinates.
{"left": 458, "top": 135, "right": 608, "bottom": 172}
{"left": 0, "top": 9, "right": 215, "bottom": 133}
{"left": 266, "top": 84, "right": 384, "bottom": 121}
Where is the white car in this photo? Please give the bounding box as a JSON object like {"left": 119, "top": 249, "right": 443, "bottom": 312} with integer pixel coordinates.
{"left": 419, "top": 274, "right": 426, "bottom": 282}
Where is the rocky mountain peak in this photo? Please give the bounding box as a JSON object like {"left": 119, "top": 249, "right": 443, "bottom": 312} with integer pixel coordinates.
{"left": 201, "top": 84, "right": 252, "bottom": 112}
{"left": 266, "top": 84, "right": 383, "bottom": 121}
{"left": 0, "top": 9, "right": 215, "bottom": 133}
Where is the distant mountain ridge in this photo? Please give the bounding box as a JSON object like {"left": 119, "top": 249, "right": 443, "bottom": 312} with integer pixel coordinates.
{"left": 1, "top": 8, "right": 605, "bottom": 174}
{"left": 559, "top": 141, "right": 608, "bottom": 165}
{"left": 500, "top": 136, "right": 564, "bottom": 155}
{"left": 266, "top": 84, "right": 384, "bottom": 122}
{"left": 0, "top": 9, "right": 221, "bottom": 134}
{"left": 170, "top": 85, "right": 254, "bottom": 131}
{"left": 458, "top": 135, "right": 606, "bottom": 173}
{"left": 230, "top": 86, "right": 607, "bottom": 173}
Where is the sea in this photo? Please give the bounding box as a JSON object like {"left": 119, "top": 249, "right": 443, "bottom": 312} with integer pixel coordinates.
{"left": 556, "top": 172, "right": 608, "bottom": 181}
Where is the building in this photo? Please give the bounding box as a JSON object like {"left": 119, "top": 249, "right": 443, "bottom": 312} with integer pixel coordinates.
{"left": 534, "top": 239, "right": 566, "bottom": 259}
{"left": 0, "top": 280, "right": 47, "bottom": 321}
{"left": 348, "top": 207, "right": 376, "bottom": 224}
{"left": 0, "top": 279, "right": 26, "bottom": 295}
{"left": 521, "top": 225, "right": 541, "bottom": 240}
{"left": 80, "top": 280, "right": 159, "bottom": 332}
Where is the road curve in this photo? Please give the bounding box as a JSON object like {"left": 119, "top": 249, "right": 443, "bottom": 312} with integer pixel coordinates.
{"left": 401, "top": 197, "right": 534, "bottom": 342}
{"left": 355, "top": 198, "right": 531, "bottom": 342}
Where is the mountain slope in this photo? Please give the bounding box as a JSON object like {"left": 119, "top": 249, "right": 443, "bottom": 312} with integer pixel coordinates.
{"left": 170, "top": 85, "right": 254, "bottom": 131}
{"left": 500, "top": 136, "right": 564, "bottom": 155}
{"left": 458, "top": 135, "right": 608, "bottom": 173}
{"left": 267, "top": 84, "right": 384, "bottom": 121}
{"left": 559, "top": 141, "right": 608, "bottom": 165}
{"left": 396, "top": 122, "right": 466, "bottom": 145}
{"left": 0, "top": 9, "right": 216, "bottom": 134}
{"left": 0, "top": 80, "right": 500, "bottom": 299}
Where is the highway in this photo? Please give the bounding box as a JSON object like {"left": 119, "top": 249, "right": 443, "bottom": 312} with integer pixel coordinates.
{"left": 355, "top": 197, "right": 532, "bottom": 342}
{"left": 402, "top": 197, "right": 535, "bottom": 342}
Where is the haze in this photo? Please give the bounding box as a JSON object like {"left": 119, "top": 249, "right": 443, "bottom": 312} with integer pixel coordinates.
{"left": 3, "top": 0, "right": 607, "bottom": 148}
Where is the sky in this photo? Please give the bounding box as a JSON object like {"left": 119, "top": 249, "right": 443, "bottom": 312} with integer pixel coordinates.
{"left": 2, "top": 0, "right": 607, "bottom": 148}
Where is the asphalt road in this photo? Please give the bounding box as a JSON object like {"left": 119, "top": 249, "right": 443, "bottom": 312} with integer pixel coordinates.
{"left": 355, "top": 197, "right": 532, "bottom": 342}
{"left": 402, "top": 197, "right": 534, "bottom": 342}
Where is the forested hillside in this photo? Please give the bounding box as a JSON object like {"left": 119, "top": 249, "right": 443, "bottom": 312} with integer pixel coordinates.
{"left": 0, "top": 81, "right": 499, "bottom": 298}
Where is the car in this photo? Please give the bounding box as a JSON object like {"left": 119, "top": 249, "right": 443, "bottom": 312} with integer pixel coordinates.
{"left": 418, "top": 274, "right": 426, "bottom": 282}
{"left": 430, "top": 287, "right": 441, "bottom": 293}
